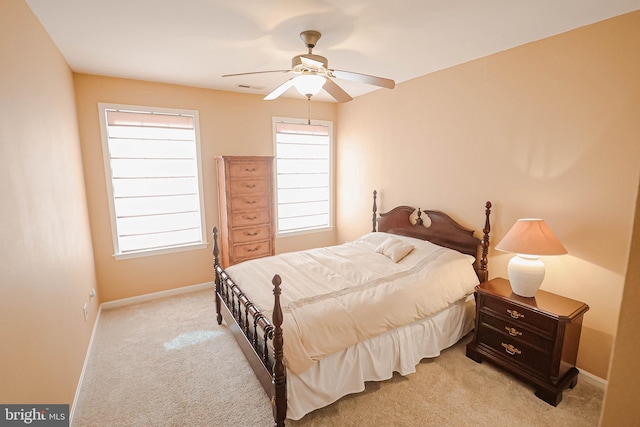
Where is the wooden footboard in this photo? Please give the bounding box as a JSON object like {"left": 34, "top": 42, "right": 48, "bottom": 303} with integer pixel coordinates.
{"left": 212, "top": 227, "right": 286, "bottom": 427}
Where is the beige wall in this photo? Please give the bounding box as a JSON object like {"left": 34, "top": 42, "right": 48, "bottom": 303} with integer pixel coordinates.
{"left": 73, "top": 75, "right": 338, "bottom": 302}
{"left": 0, "top": 0, "right": 99, "bottom": 407}
{"left": 335, "top": 11, "right": 640, "bottom": 379}
{"left": 601, "top": 179, "right": 640, "bottom": 425}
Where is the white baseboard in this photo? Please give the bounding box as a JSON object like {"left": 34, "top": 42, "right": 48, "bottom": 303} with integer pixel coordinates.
{"left": 70, "top": 304, "right": 103, "bottom": 426}
{"left": 579, "top": 368, "right": 608, "bottom": 391}
{"left": 100, "top": 281, "right": 213, "bottom": 310}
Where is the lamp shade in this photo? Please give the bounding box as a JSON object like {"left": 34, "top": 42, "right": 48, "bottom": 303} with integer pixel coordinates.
{"left": 292, "top": 74, "right": 325, "bottom": 97}
{"left": 495, "top": 219, "right": 567, "bottom": 256}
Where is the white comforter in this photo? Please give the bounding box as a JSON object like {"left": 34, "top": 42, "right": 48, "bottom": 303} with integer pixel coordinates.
{"left": 225, "top": 232, "right": 479, "bottom": 375}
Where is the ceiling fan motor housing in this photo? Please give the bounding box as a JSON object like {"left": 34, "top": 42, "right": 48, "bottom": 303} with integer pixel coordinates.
{"left": 292, "top": 54, "right": 328, "bottom": 72}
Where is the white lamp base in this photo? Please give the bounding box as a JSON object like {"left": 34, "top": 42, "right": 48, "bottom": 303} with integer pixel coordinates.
{"left": 507, "top": 254, "right": 545, "bottom": 297}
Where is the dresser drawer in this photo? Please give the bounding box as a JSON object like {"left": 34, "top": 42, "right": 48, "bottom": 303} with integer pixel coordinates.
{"left": 477, "top": 324, "right": 551, "bottom": 377}
{"left": 229, "top": 178, "right": 270, "bottom": 195}
{"left": 230, "top": 194, "right": 270, "bottom": 211}
{"left": 479, "top": 312, "right": 553, "bottom": 353}
{"left": 228, "top": 161, "right": 271, "bottom": 179}
{"left": 483, "top": 295, "right": 556, "bottom": 335}
{"left": 232, "top": 240, "right": 272, "bottom": 262}
{"left": 232, "top": 225, "right": 271, "bottom": 244}
{"left": 230, "top": 210, "right": 271, "bottom": 227}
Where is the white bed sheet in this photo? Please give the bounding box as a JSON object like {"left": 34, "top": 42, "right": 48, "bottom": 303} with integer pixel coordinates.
{"left": 286, "top": 294, "right": 476, "bottom": 420}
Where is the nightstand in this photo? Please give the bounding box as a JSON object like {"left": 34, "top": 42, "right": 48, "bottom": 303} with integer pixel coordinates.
{"left": 466, "top": 277, "right": 589, "bottom": 406}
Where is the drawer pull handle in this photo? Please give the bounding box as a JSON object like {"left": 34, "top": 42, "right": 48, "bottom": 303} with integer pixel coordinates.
{"left": 245, "top": 231, "right": 260, "bottom": 236}
{"left": 505, "top": 326, "right": 522, "bottom": 337}
{"left": 245, "top": 200, "right": 257, "bottom": 205}
{"left": 507, "top": 309, "right": 524, "bottom": 319}
{"left": 242, "top": 183, "right": 257, "bottom": 188}
{"left": 243, "top": 215, "right": 257, "bottom": 220}
{"left": 501, "top": 342, "right": 521, "bottom": 356}
{"left": 244, "top": 167, "right": 256, "bottom": 172}
{"left": 246, "top": 245, "right": 261, "bottom": 252}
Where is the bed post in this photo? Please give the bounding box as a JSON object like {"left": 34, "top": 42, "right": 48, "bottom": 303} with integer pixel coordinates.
{"left": 271, "top": 275, "right": 287, "bottom": 427}
{"left": 479, "top": 202, "right": 492, "bottom": 283}
{"left": 372, "top": 190, "right": 378, "bottom": 232}
{"left": 212, "top": 227, "right": 222, "bottom": 325}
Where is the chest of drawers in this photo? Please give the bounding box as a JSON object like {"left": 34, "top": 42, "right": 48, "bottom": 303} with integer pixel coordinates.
{"left": 466, "top": 277, "right": 589, "bottom": 406}
{"left": 215, "top": 156, "right": 275, "bottom": 268}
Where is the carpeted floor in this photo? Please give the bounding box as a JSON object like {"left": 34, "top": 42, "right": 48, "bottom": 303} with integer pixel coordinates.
{"left": 72, "top": 288, "right": 603, "bottom": 426}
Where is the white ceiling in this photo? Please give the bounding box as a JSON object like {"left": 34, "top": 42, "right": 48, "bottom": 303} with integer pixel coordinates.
{"left": 26, "top": 0, "right": 640, "bottom": 103}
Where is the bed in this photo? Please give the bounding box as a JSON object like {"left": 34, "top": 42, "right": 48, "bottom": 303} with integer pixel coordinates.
{"left": 211, "top": 191, "right": 492, "bottom": 426}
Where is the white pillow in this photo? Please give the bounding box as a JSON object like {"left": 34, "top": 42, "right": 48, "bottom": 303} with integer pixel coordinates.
{"left": 375, "top": 237, "right": 414, "bottom": 263}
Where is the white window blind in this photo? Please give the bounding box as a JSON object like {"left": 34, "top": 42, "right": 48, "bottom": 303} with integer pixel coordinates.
{"left": 274, "top": 120, "right": 332, "bottom": 234}
{"left": 99, "top": 104, "right": 206, "bottom": 258}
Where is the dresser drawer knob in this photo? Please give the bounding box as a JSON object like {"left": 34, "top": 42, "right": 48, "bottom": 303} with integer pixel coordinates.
{"left": 507, "top": 309, "right": 524, "bottom": 319}
{"left": 501, "top": 342, "right": 522, "bottom": 356}
{"left": 245, "top": 200, "right": 257, "bottom": 205}
{"left": 243, "top": 215, "right": 257, "bottom": 220}
{"left": 246, "top": 245, "right": 261, "bottom": 252}
{"left": 505, "top": 326, "right": 523, "bottom": 337}
{"left": 242, "top": 183, "right": 257, "bottom": 188}
{"left": 245, "top": 231, "right": 260, "bottom": 237}
{"left": 245, "top": 167, "right": 256, "bottom": 172}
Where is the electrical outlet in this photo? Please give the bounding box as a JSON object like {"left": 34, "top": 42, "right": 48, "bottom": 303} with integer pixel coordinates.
{"left": 89, "top": 288, "right": 96, "bottom": 299}
{"left": 83, "top": 303, "right": 89, "bottom": 322}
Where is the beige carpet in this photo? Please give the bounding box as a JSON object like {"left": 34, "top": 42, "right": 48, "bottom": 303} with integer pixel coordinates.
{"left": 73, "top": 288, "right": 603, "bottom": 426}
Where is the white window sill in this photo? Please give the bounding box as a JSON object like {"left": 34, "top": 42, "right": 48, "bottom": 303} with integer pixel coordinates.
{"left": 276, "top": 226, "right": 334, "bottom": 239}
{"left": 113, "top": 242, "right": 208, "bottom": 260}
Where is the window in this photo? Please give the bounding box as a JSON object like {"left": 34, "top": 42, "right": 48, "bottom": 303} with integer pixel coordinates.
{"left": 273, "top": 118, "right": 333, "bottom": 235}
{"left": 99, "top": 103, "right": 207, "bottom": 259}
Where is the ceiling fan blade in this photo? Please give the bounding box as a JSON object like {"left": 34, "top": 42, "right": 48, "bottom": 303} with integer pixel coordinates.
{"left": 331, "top": 69, "right": 395, "bottom": 89}
{"left": 222, "top": 70, "right": 290, "bottom": 78}
{"left": 264, "top": 78, "right": 295, "bottom": 100}
{"left": 323, "top": 78, "right": 353, "bottom": 103}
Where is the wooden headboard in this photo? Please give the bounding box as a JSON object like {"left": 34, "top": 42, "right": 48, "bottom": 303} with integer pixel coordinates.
{"left": 371, "top": 190, "right": 492, "bottom": 282}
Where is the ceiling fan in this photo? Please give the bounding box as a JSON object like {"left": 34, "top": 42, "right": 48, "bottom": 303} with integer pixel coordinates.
{"left": 223, "top": 30, "right": 395, "bottom": 102}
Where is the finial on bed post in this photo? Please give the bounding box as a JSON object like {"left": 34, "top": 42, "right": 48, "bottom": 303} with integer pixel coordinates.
{"left": 271, "top": 275, "right": 287, "bottom": 427}
{"left": 372, "top": 190, "right": 378, "bottom": 232}
{"left": 480, "top": 202, "right": 492, "bottom": 283}
{"left": 212, "top": 227, "right": 222, "bottom": 325}
{"left": 212, "top": 226, "right": 220, "bottom": 263}
{"left": 415, "top": 208, "right": 424, "bottom": 226}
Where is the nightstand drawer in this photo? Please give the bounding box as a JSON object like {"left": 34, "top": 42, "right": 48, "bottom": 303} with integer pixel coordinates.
{"left": 477, "top": 324, "right": 551, "bottom": 376}
{"left": 483, "top": 295, "right": 556, "bottom": 335}
{"left": 479, "top": 312, "right": 553, "bottom": 353}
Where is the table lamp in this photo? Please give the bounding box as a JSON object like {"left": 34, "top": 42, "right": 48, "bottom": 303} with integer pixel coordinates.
{"left": 495, "top": 218, "right": 567, "bottom": 297}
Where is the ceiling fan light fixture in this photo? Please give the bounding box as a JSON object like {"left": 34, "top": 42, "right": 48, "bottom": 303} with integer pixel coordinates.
{"left": 292, "top": 74, "right": 325, "bottom": 97}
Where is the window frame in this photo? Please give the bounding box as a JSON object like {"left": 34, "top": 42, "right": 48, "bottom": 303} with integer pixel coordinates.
{"left": 98, "top": 103, "right": 208, "bottom": 260}
{"left": 272, "top": 116, "right": 334, "bottom": 237}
